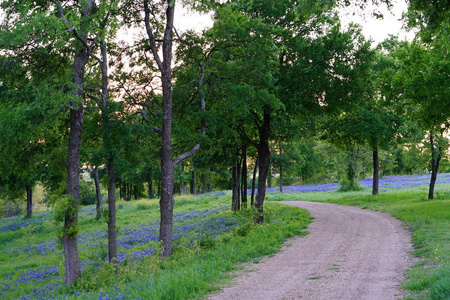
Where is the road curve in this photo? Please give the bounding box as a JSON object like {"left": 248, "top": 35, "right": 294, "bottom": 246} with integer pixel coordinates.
{"left": 207, "top": 201, "right": 412, "bottom": 300}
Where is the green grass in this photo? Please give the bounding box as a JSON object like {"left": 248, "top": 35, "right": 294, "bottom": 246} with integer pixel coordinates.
{"left": 0, "top": 193, "right": 312, "bottom": 299}
{"left": 3, "top": 182, "right": 449, "bottom": 299}
{"left": 268, "top": 184, "right": 450, "bottom": 300}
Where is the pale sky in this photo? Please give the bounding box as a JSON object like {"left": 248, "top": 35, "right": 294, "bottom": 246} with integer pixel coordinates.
{"left": 175, "top": 0, "right": 415, "bottom": 45}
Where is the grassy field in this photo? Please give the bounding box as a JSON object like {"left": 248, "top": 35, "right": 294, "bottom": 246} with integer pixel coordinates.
{"left": 268, "top": 182, "right": 450, "bottom": 300}
{"left": 1, "top": 176, "right": 449, "bottom": 299}
{"left": 0, "top": 193, "right": 311, "bottom": 300}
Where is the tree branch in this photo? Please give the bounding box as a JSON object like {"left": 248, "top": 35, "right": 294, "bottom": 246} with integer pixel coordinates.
{"left": 173, "top": 144, "right": 200, "bottom": 166}
{"left": 143, "top": 0, "right": 163, "bottom": 71}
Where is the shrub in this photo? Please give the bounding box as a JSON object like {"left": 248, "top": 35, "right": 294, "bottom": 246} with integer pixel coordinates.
{"left": 80, "top": 180, "right": 97, "bottom": 206}
{"left": 338, "top": 179, "right": 363, "bottom": 192}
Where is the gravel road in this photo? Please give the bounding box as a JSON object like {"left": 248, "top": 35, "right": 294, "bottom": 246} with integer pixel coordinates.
{"left": 207, "top": 201, "right": 412, "bottom": 300}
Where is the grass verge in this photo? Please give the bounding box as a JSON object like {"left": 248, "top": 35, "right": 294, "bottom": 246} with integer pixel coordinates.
{"left": 268, "top": 185, "right": 450, "bottom": 300}
{"left": 0, "top": 194, "right": 311, "bottom": 300}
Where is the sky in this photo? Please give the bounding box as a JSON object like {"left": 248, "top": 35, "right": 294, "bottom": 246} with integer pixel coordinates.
{"left": 175, "top": 0, "right": 415, "bottom": 45}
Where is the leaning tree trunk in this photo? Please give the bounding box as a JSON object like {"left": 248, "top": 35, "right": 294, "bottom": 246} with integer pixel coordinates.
{"left": 428, "top": 135, "right": 442, "bottom": 200}
{"left": 255, "top": 112, "right": 271, "bottom": 223}
{"left": 26, "top": 185, "right": 33, "bottom": 218}
{"left": 372, "top": 147, "right": 379, "bottom": 195}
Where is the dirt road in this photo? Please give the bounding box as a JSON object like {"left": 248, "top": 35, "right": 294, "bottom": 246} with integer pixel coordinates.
{"left": 207, "top": 201, "right": 412, "bottom": 300}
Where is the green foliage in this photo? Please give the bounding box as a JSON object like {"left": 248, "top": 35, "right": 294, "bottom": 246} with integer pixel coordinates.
{"left": 79, "top": 180, "right": 97, "bottom": 206}
{"left": 50, "top": 193, "right": 80, "bottom": 239}
{"left": 338, "top": 179, "right": 363, "bottom": 192}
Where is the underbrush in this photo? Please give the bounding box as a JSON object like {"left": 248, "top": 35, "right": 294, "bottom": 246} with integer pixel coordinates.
{"left": 0, "top": 194, "right": 311, "bottom": 300}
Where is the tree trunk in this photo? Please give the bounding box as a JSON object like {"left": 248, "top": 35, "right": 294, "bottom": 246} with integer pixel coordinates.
{"left": 181, "top": 162, "right": 187, "bottom": 195}
{"left": 232, "top": 159, "right": 241, "bottom": 211}
{"left": 279, "top": 165, "right": 283, "bottom": 193}
{"left": 201, "top": 174, "right": 207, "bottom": 194}
{"left": 241, "top": 147, "right": 248, "bottom": 209}
{"left": 64, "top": 105, "right": 83, "bottom": 285}
{"left": 267, "top": 168, "right": 272, "bottom": 188}
{"left": 147, "top": 179, "right": 153, "bottom": 199}
{"left": 347, "top": 149, "right": 357, "bottom": 183}
{"left": 231, "top": 165, "right": 238, "bottom": 211}
{"left": 158, "top": 0, "right": 176, "bottom": 257}
{"left": 145, "top": 0, "right": 201, "bottom": 257}
{"left": 64, "top": 46, "right": 88, "bottom": 284}
{"left": 26, "top": 185, "right": 33, "bottom": 218}
{"left": 181, "top": 182, "right": 187, "bottom": 195}
{"left": 372, "top": 147, "right": 379, "bottom": 195}
{"left": 159, "top": 157, "right": 175, "bottom": 257}
{"left": 208, "top": 174, "right": 212, "bottom": 193}
{"left": 107, "top": 158, "right": 117, "bottom": 266}
{"left": 192, "top": 171, "right": 197, "bottom": 195}
{"left": 251, "top": 157, "right": 258, "bottom": 207}
{"left": 255, "top": 112, "right": 270, "bottom": 223}
{"left": 93, "top": 168, "right": 102, "bottom": 220}
{"left": 428, "top": 135, "right": 442, "bottom": 200}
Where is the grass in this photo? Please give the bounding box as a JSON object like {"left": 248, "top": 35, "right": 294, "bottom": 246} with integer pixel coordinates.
{"left": 2, "top": 178, "right": 449, "bottom": 299}
{"left": 268, "top": 183, "right": 450, "bottom": 300}
{"left": 0, "top": 193, "right": 311, "bottom": 300}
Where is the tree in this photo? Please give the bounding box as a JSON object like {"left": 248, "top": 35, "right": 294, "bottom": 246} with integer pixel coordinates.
{"left": 406, "top": 0, "right": 449, "bottom": 37}
{"left": 0, "top": 0, "right": 121, "bottom": 284}
{"left": 381, "top": 20, "right": 449, "bottom": 199}
{"left": 123, "top": 0, "right": 206, "bottom": 257}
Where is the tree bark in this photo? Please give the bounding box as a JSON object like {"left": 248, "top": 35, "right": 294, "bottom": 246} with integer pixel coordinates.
{"left": 56, "top": 0, "right": 96, "bottom": 285}
{"left": 147, "top": 179, "right": 153, "bottom": 199}
{"left": 279, "top": 164, "right": 283, "bottom": 193}
{"left": 192, "top": 171, "right": 197, "bottom": 195}
{"left": 241, "top": 147, "right": 248, "bottom": 209}
{"left": 428, "top": 134, "right": 442, "bottom": 200}
{"left": 93, "top": 168, "right": 101, "bottom": 220}
{"left": 63, "top": 46, "right": 88, "bottom": 285}
{"left": 144, "top": 0, "right": 202, "bottom": 257}
{"left": 64, "top": 106, "right": 83, "bottom": 285}
{"left": 201, "top": 173, "right": 207, "bottom": 194}
{"left": 251, "top": 157, "right": 258, "bottom": 207}
{"left": 255, "top": 112, "right": 271, "bottom": 223}
{"left": 232, "top": 159, "right": 241, "bottom": 211}
{"left": 107, "top": 158, "right": 117, "bottom": 265}
{"left": 372, "top": 147, "right": 379, "bottom": 195}
{"left": 208, "top": 174, "right": 212, "bottom": 193}
{"left": 347, "top": 149, "right": 357, "bottom": 183}
{"left": 181, "top": 162, "right": 187, "bottom": 195}
{"left": 26, "top": 185, "right": 33, "bottom": 218}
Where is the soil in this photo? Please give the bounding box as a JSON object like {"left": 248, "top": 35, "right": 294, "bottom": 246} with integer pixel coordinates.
{"left": 207, "top": 201, "right": 413, "bottom": 300}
